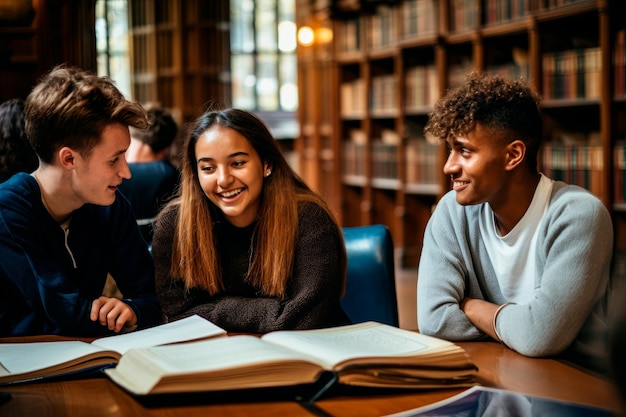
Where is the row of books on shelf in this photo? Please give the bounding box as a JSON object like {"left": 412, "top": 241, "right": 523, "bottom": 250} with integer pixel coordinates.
{"left": 337, "top": 0, "right": 438, "bottom": 54}
{"left": 340, "top": 79, "right": 367, "bottom": 118}
{"left": 401, "top": 0, "right": 438, "bottom": 39}
{"left": 371, "top": 74, "right": 398, "bottom": 114}
{"left": 368, "top": 3, "right": 397, "bottom": 50}
{"left": 337, "top": 0, "right": 594, "bottom": 55}
{"left": 340, "top": 68, "right": 437, "bottom": 116}
{"left": 406, "top": 139, "right": 440, "bottom": 185}
{"left": 343, "top": 141, "right": 368, "bottom": 179}
{"left": 340, "top": 41, "right": 617, "bottom": 113}
{"left": 542, "top": 47, "right": 602, "bottom": 101}
{"left": 431, "top": 0, "right": 588, "bottom": 34}
{"left": 540, "top": 142, "right": 604, "bottom": 198}
{"left": 405, "top": 65, "right": 439, "bottom": 111}
{"left": 342, "top": 138, "right": 440, "bottom": 187}
{"left": 614, "top": 28, "right": 626, "bottom": 98}
{"left": 339, "top": 41, "right": 610, "bottom": 116}
{"left": 483, "top": 0, "right": 531, "bottom": 25}
{"left": 336, "top": 16, "right": 361, "bottom": 54}
{"left": 455, "top": 0, "right": 590, "bottom": 31}
{"left": 342, "top": 136, "right": 626, "bottom": 204}
{"left": 369, "top": 0, "right": 441, "bottom": 50}
{"left": 371, "top": 142, "right": 399, "bottom": 180}
{"left": 450, "top": 0, "right": 481, "bottom": 32}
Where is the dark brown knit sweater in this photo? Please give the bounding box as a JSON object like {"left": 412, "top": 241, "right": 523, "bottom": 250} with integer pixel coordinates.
{"left": 151, "top": 202, "right": 351, "bottom": 333}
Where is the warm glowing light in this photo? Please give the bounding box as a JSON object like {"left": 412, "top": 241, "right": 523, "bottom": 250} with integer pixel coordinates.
{"left": 316, "top": 27, "right": 333, "bottom": 44}
{"left": 297, "top": 26, "right": 315, "bottom": 46}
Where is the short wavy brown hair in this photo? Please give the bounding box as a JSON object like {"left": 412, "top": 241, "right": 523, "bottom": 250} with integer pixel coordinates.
{"left": 425, "top": 71, "right": 542, "bottom": 168}
{"left": 24, "top": 65, "right": 148, "bottom": 163}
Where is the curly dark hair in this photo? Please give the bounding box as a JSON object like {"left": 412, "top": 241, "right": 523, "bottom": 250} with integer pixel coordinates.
{"left": 425, "top": 71, "right": 543, "bottom": 168}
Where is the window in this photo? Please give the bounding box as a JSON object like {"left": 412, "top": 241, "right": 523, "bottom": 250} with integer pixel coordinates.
{"left": 95, "top": 0, "right": 131, "bottom": 98}
{"left": 95, "top": 0, "right": 299, "bottom": 140}
{"left": 230, "top": 0, "right": 298, "bottom": 139}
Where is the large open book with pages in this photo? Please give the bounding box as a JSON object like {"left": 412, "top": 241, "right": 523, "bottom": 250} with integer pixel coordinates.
{"left": 0, "top": 315, "right": 226, "bottom": 385}
{"left": 104, "top": 321, "right": 477, "bottom": 396}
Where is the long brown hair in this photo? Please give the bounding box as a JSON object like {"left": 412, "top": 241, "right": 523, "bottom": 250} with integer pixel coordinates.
{"left": 167, "top": 108, "right": 346, "bottom": 298}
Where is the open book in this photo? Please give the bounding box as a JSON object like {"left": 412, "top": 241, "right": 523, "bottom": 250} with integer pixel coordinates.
{"left": 0, "top": 315, "right": 226, "bottom": 385}
{"left": 104, "top": 321, "right": 477, "bottom": 396}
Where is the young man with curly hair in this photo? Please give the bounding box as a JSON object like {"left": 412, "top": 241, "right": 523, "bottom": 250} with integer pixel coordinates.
{"left": 417, "top": 72, "right": 613, "bottom": 374}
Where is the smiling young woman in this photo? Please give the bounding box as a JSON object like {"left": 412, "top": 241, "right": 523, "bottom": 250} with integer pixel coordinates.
{"left": 151, "top": 108, "right": 351, "bottom": 334}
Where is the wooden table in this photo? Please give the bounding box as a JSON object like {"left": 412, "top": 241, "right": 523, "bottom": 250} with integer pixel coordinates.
{"left": 0, "top": 340, "right": 623, "bottom": 417}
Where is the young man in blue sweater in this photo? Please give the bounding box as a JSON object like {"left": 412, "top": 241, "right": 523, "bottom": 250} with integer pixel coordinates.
{"left": 417, "top": 72, "right": 614, "bottom": 374}
{"left": 0, "top": 65, "right": 163, "bottom": 337}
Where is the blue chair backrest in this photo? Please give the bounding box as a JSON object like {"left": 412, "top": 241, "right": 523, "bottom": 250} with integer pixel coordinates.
{"left": 341, "top": 225, "right": 399, "bottom": 327}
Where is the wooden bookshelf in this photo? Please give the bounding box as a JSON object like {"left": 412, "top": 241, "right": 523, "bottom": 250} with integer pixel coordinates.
{"left": 128, "top": 0, "right": 230, "bottom": 122}
{"left": 296, "top": 0, "right": 626, "bottom": 267}
{"left": 0, "top": 0, "right": 97, "bottom": 104}
{"left": 295, "top": 0, "right": 341, "bottom": 208}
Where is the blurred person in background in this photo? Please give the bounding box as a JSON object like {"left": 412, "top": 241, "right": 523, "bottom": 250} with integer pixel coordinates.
{"left": 118, "top": 104, "right": 179, "bottom": 246}
{"left": 0, "top": 98, "right": 38, "bottom": 183}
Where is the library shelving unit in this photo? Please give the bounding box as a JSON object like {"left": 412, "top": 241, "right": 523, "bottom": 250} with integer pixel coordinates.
{"left": 0, "top": 17, "right": 39, "bottom": 102}
{"left": 295, "top": 0, "right": 339, "bottom": 204}
{"left": 0, "top": 0, "right": 97, "bottom": 104}
{"left": 127, "top": 0, "right": 231, "bottom": 122}
{"left": 295, "top": 0, "right": 626, "bottom": 267}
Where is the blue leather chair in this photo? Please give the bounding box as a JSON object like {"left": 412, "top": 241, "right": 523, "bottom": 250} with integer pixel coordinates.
{"left": 341, "top": 225, "right": 399, "bottom": 327}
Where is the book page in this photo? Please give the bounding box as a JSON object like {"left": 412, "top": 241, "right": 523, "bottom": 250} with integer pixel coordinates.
{"left": 261, "top": 321, "right": 455, "bottom": 369}
{"left": 92, "top": 315, "right": 226, "bottom": 355}
{"left": 105, "top": 335, "right": 325, "bottom": 395}
{"left": 0, "top": 316, "right": 225, "bottom": 385}
{"left": 124, "top": 335, "right": 321, "bottom": 373}
{"left": 0, "top": 341, "right": 108, "bottom": 376}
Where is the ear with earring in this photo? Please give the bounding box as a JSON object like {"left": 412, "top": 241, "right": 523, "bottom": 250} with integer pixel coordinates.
{"left": 264, "top": 169, "right": 272, "bottom": 177}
